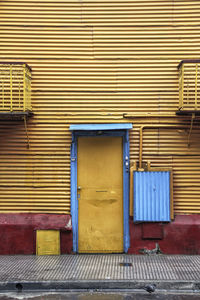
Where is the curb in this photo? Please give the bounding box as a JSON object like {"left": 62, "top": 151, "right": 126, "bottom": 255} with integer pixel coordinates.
{"left": 0, "top": 280, "right": 200, "bottom": 293}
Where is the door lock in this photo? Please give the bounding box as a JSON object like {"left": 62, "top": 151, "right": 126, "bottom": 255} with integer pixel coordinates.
{"left": 77, "top": 186, "right": 82, "bottom": 191}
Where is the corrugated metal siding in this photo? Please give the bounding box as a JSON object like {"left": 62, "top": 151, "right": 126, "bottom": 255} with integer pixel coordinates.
{"left": 134, "top": 171, "right": 170, "bottom": 222}
{"left": 0, "top": 0, "right": 200, "bottom": 214}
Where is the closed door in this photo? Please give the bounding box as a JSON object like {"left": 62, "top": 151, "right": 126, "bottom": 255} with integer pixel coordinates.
{"left": 77, "top": 136, "right": 123, "bottom": 253}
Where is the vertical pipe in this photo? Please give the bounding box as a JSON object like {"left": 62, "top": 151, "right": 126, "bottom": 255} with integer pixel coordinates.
{"left": 27, "top": 77, "right": 30, "bottom": 109}
{"left": 23, "top": 115, "right": 30, "bottom": 149}
{"left": 18, "top": 75, "right": 21, "bottom": 109}
{"left": 29, "top": 72, "right": 31, "bottom": 110}
{"left": 195, "top": 64, "right": 198, "bottom": 109}
{"left": 139, "top": 127, "right": 143, "bottom": 169}
{"left": 23, "top": 64, "right": 26, "bottom": 112}
{"left": 182, "top": 64, "right": 184, "bottom": 109}
{"left": 10, "top": 65, "right": 13, "bottom": 111}
{"left": 2, "top": 81, "right": 4, "bottom": 108}
{"left": 179, "top": 67, "right": 182, "bottom": 109}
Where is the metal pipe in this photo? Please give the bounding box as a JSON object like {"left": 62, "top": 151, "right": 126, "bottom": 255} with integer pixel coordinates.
{"left": 182, "top": 64, "right": 184, "bottom": 109}
{"left": 187, "top": 113, "right": 195, "bottom": 147}
{"left": 10, "top": 65, "right": 13, "bottom": 111}
{"left": 195, "top": 64, "right": 198, "bottom": 110}
{"left": 123, "top": 113, "right": 200, "bottom": 118}
{"left": 23, "top": 115, "right": 30, "bottom": 149}
{"left": 139, "top": 127, "right": 143, "bottom": 169}
{"left": 124, "top": 113, "right": 177, "bottom": 118}
{"left": 139, "top": 124, "right": 191, "bottom": 170}
{"left": 23, "top": 64, "right": 26, "bottom": 112}
{"left": 2, "top": 81, "right": 4, "bottom": 108}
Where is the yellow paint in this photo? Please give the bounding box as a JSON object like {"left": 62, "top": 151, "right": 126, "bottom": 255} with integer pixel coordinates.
{"left": 195, "top": 64, "right": 198, "bottom": 109}
{"left": 0, "top": 1, "right": 200, "bottom": 215}
{"left": 36, "top": 230, "right": 60, "bottom": 255}
{"left": 182, "top": 64, "right": 184, "bottom": 109}
{"left": 23, "top": 64, "right": 26, "bottom": 112}
{"left": 9, "top": 65, "right": 12, "bottom": 111}
{"left": 129, "top": 163, "right": 137, "bottom": 216}
{"left": 78, "top": 136, "right": 123, "bottom": 253}
{"left": 0, "top": 63, "right": 31, "bottom": 112}
{"left": 179, "top": 62, "right": 200, "bottom": 111}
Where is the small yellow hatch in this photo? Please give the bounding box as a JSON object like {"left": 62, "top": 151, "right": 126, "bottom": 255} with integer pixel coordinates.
{"left": 36, "top": 230, "right": 60, "bottom": 255}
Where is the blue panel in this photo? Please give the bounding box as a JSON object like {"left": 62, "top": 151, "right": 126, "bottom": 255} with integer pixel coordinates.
{"left": 69, "top": 123, "right": 132, "bottom": 131}
{"left": 134, "top": 171, "right": 170, "bottom": 222}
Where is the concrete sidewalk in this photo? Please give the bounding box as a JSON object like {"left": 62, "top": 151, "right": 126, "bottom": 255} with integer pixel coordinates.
{"left": 0, "top": 255, "right": 199, "bottom": 293}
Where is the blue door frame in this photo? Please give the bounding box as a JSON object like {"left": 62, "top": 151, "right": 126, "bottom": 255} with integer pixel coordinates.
{"left": 70, "top": 125, "right": 131, "bottom": 253}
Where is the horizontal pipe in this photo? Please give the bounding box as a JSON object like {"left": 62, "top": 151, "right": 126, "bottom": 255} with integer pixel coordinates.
{"left": 124, "top": 113, "right": 177, "bottom": 118}
{"left": 124, "top": 113, "right": 200, "bottom": 118}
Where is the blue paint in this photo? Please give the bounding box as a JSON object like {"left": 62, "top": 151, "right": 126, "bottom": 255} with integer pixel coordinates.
{"left": 70, "top": 136, "right": 78, "bottom": 252}
{"left": 133, "top": 171, "right": 171, "bottom": 222}
{"left": 69, "top": 123, "right": 132, "bottom": 131}
{"left": 70, "top": 126, "right": 132, "bottom": 253}
{"left": 123, "top": 130, "right": 130, "bottom": 252}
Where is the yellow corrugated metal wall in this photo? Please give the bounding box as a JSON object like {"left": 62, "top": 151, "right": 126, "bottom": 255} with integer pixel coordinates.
{"left": 0, "top": 0, "right": 200, "bottom": 214}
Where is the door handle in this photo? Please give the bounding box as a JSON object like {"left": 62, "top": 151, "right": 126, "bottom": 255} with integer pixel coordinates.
{"left": 77, "top": 186, "right": 82, "bottom": 191}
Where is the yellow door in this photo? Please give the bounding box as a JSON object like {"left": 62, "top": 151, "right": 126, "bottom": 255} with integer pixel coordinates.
{"left": 78, "top": 136, "right": 123, "bottom": 253}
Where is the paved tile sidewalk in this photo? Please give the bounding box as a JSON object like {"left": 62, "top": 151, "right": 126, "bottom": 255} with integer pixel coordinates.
{"left": 0, "top": 254, "right": 199, "bottom": 281}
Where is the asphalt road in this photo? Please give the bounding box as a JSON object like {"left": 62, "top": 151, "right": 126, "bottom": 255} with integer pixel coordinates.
{"left": 0, "top": 292, "right": 200, "bottom": 300}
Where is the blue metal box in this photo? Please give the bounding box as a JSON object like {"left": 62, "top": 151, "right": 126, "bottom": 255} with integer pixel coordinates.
{"left": 133, "top": 171, "right": 170, "bottom": 222}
